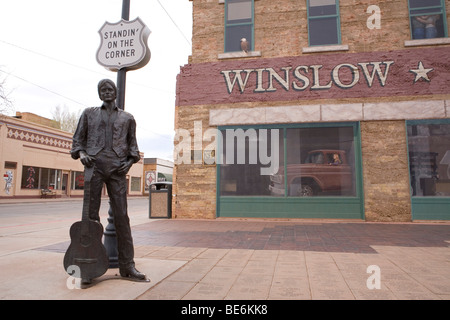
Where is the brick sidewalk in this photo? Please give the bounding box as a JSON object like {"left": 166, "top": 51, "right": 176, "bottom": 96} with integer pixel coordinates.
{"left": 131, "top": 219, "right": 450, "bottom": 253}
{"left": 3, "top": 216, "right": 450, "bottom": 300}
{"left": 128, "top": 219, "right": 450, "bottom": 300}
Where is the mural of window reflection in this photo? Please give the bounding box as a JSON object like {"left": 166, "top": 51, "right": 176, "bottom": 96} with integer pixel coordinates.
{"left": 275, "top": 126, "right": 356, "bottom": 197}
{"left": 220, "top": 128, "right": 283, "bottom": 196}
{"left": 407, "top": 122, "right": 450, "bottom": 197}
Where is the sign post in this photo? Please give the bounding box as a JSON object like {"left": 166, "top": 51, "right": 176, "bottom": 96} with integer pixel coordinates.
{"left": 97, "top": 0, "right": 150, "bottom": 268}
{"left": 117, "top": 0, "right": 130, "bottom": 112}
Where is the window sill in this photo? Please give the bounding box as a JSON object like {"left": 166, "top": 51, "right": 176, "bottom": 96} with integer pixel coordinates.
{"left": 404, "top": 37, "right": 450, "bottom": 47}
{"left": 218, "top": 51, "right": 262, "bottom": 60}
{"left": 302, "top": 44, "right": 349, "bottom": 54}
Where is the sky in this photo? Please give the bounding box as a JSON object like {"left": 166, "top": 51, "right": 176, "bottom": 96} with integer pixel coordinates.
{"left": 0, "top": 0, "right": 193, "bottom": 161}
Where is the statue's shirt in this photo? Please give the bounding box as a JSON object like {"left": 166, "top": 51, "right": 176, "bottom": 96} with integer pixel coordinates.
{"left": 71, "top": 105, "right": 140, "bottom": 163}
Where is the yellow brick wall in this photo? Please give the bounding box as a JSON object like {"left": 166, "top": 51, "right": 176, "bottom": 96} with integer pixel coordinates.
{"left": 173, "top": 104, "right": 215, "bottom": 218}
{"left": 361, "top": 120, "right": 412, "bottom": 222}
{"left": 191, "top": 0, "right": 450, "bottom": 63}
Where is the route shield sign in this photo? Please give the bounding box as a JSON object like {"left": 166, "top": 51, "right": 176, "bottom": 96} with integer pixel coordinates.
{"left": 96, "top": 17, "right": 151, "bottom": 71}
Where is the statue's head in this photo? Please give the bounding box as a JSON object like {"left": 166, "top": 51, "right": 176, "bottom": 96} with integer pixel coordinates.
{"left": 97, "top": 79, "right": 117, "bottom": 102}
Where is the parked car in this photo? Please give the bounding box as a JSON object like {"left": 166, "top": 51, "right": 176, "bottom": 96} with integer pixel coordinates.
{"left": 269, "top": 149, "right": 353, "bottom": 196}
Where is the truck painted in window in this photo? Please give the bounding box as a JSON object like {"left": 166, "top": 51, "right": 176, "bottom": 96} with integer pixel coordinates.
{"left": 269, "top": 149, "right": 353, "bottom": 196}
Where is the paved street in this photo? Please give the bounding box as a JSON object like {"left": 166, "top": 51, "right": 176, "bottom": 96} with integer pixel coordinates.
{"left": 0, "top": 197, "right": 449, "bottom": 301}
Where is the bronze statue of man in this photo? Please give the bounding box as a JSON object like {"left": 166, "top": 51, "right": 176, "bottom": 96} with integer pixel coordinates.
{"left": 71, "top": 79, "right": 148, "bottom": 283}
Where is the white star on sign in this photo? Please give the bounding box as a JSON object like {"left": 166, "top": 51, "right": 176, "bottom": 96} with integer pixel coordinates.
{"left": 409, "top": 61, "right": 434, "bottom": 83}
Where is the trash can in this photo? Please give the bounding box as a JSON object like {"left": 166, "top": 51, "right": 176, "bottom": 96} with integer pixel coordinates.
{"left": 149, "top": 182, "right": 172, "bottom": 219}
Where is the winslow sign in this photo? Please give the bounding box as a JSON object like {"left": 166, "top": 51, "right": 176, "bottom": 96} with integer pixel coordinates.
{"left": 176, "top": 47, "right": 449, "bottom": 106}
{"left": 96, "top": 17, "right": 151, "bottom": 71}
{"left": 220, "top": 61, "right": 396, "bottom": 93}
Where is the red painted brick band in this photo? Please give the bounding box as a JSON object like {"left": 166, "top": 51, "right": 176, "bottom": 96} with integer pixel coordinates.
{"left": 176, "top": 47, "right": 450, "bottom": 106}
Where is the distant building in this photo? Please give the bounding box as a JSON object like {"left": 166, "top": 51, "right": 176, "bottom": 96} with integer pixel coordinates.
{"left": 15, "top": 112, "right": 60, "bottom": 129}
{"left": 173, "top": 0, "right": 450, "bottom": 221}
{"left": 0, "top": 112, "right": 144, "bottom": 198}
{"left": 143, "top": 158, "right": 173, "bottom": 194}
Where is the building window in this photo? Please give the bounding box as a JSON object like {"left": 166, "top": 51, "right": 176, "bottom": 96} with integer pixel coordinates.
{"left": 4, "top": 162, "right": 17, "bottom": 169}
{"left": 307, "top": 0, "right": 341, "bottom": 46}
{"left": 224, "top": 0, "right": 254, "bottom": 52}
{"left": 219, "top": 128, "right": 282, "bottom": 196}
{"left": 408, "top": 0, "right": 447, "bottom": 39}
{"left": 216, "top": 123, "right": 363, "bottom": 219}
{"left": 407, "top": 121, "right": 450, "bottom": 197}
{"left": 284, "top": 126, "right": 356, "bottom": 197}
{"left": 40, "top": 168, "right": 61, "bottom": 190}
{"left": 71, "top": 171, "right": 85, "bottom": 190}
{"left": 21, "top": 166, "right": 62, "bottom": 189}
{"left": 22, "top": 166, "right": 39, "bottom": 189}
{"left": 219, "top": 125, "right": 356, "bottom": 197}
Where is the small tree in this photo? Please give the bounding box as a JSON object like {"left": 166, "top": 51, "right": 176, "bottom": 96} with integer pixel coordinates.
{"left": 0, "top": 70, "right": 13, "bottom": 116}
{"left": 51, "top": 105, "right": 81, "bottom": 133}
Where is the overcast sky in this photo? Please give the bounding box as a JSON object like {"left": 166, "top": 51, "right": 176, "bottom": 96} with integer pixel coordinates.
{"left": 0, "top": 0, "right": 192, "bottom": 160}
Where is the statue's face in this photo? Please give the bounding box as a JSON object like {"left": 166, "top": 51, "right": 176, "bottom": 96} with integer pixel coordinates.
{"left": 99, "top": 83, "right": 116, "bottom": 102}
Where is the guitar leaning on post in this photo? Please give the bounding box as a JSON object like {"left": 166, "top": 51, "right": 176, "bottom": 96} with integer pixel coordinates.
{"left": 63, "top": 165, "right": 108, "bottom": 286}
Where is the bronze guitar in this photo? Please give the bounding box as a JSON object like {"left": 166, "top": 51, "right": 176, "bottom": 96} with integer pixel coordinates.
{"left": 63, "top": 166, "right": 108, "bottom": 281}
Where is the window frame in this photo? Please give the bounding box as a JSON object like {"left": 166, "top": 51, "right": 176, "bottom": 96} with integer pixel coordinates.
{"left": 21, "top": 166, "right": 40, "bottom": 189}
{"left": 307, "top": 0, "right": 342, "bottom": 47}
{"left": 21, "top": 166, "right": 62, "bottom": 190}
{"left": 407, "top": 0, "right": 448, "bottom": 39}
{"left": 71, "top": 171, "right": 85, "bottom": 190}
{"left": 216, "top": 122, "right": 364, "bottom": 219}
{"left": 406, "top": 119, "right": 450, "bottom": 220}
{"left": 224, "top": 0, "right": 255, "bottom": 53}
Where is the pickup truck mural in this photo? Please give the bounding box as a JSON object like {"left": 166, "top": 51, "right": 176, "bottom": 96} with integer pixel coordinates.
{"left": 269, "top": 149, "right": 353, "bottom": 196}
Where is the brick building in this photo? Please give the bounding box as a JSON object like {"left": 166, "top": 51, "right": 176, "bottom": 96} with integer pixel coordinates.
{"left": 173, "top": 0, "right": 450, "bottom": 221}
